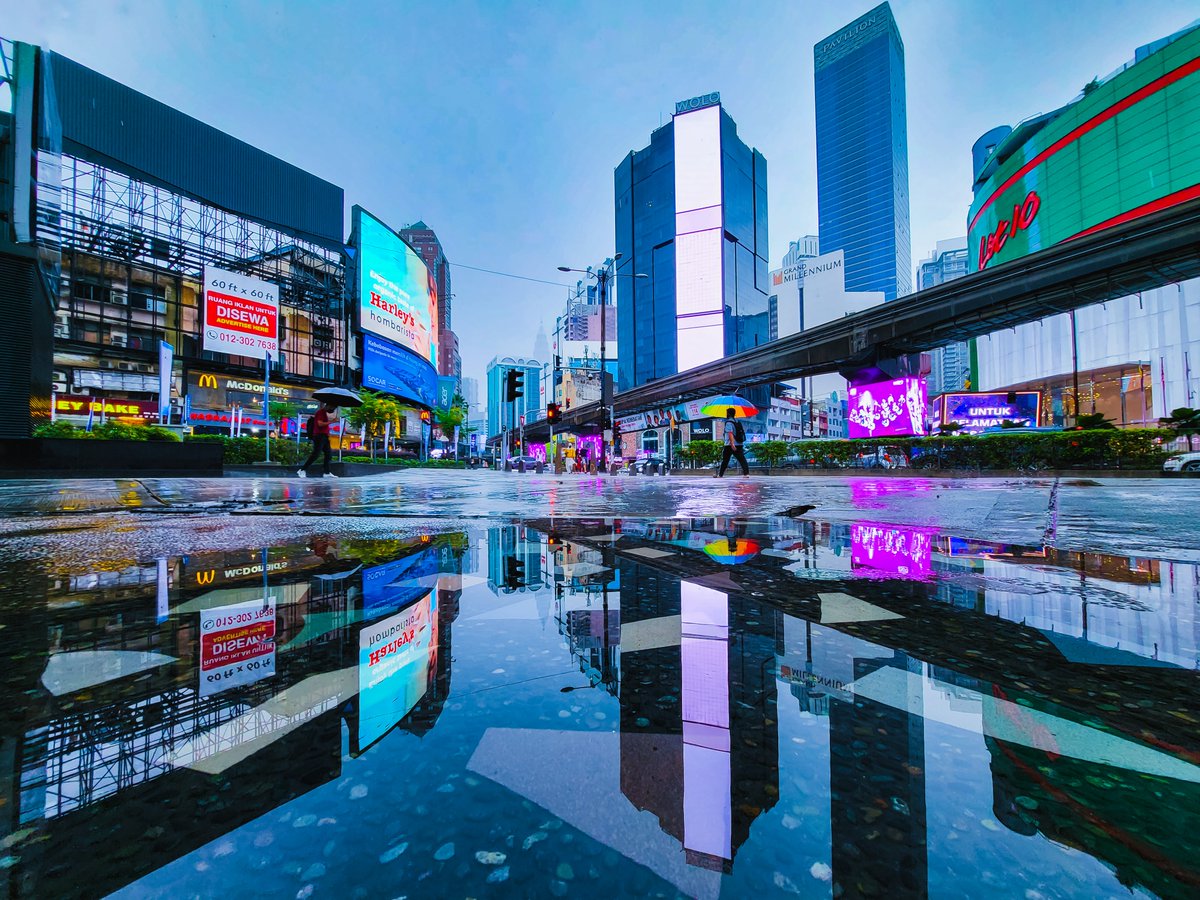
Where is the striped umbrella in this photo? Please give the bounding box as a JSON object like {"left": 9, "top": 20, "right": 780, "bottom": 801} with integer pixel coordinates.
{"left": 700, "top": 394, "right": 758, "bottom": 418}
{"left": 704, "top": 538, "right": 761, "bottom": 565}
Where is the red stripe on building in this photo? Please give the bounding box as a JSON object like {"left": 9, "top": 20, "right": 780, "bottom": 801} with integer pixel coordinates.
{"left": 969, "top": 55, "right": 1200, "bottom": 232}
{"left": 1065, "top": 183, "right": 1200, "bottom": 241}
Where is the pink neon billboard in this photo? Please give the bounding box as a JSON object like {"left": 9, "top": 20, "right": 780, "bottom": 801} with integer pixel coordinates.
{"left": 847, "top": 377, "right": 926, "bottom": 438}
{"left": 850, "top": 523, "right": 933, "bottom": 580}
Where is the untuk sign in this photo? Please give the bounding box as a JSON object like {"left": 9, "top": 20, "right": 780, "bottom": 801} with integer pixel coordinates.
{"left": 203, "top": 265, "right": 279, "bottom": 360}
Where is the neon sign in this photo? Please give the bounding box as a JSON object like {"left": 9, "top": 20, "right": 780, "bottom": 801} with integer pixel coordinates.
{"left": 977, "top": 190, "right": 1040, "bottom": 270}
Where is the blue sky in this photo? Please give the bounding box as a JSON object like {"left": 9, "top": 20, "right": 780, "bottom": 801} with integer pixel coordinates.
{"left": 11, "top": 0, "right": 1199, "bottom": 393}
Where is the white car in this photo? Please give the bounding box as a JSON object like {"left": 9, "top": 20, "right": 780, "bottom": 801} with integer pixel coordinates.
{"left": 1162, "top": 451, "right": 1200, "bottom": 474}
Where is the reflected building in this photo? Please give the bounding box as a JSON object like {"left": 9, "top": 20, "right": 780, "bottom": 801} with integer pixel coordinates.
{"left": 617, "top": 557, "right": 781, "bottom": 872}
{"left": 0, "top": 534, "right": 464, "bottom": 898}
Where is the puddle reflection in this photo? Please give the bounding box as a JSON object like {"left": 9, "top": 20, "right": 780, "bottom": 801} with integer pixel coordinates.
{"left": 0, "top": 518, "right": 1196, "bottom": 898}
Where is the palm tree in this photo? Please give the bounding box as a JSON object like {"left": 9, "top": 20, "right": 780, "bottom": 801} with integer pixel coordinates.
{"left": 1160, "top": 407, "right": 1200, "bottom": 449}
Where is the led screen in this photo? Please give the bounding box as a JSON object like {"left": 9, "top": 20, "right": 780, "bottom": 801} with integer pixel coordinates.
{"left": 355, "top": 207, "right": 438, "bottom": 367}
{"left": 847, "top": 377, "right": 926, "bottom": 438}
{"left": 851, "top": 523, "right": 932, "bottom": 580}
{"left": 940, "top": 391, "right": 1041, "bottom": 433}
{"left": 357, "top": 592, "right": 435, "bottom": 750}
{"left": 361, "top": 333, "right": 438, "bottom": 407}
{"left": 968, "top": 28, "right": 1200, "bottom": 272}
{"left": 361, "top": 548, "right": 439, "bottom": 621}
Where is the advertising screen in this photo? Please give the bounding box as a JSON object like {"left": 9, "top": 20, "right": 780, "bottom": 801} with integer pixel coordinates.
{"left": 940, "top": 391, "right": 1041, "bottom": 433}
{"left": 199, "top": 597, "right": 276, "bottom": 696}
{"left": 357, "top": 592, "right": 435, "bottom": 750}
{"left": 847, "top": 377, "right": 926, "bottom": 438}
{"left": 202, "top": 265, "right": 279, "bottom": 360}
{"left": 355, "top": 207, "right": 438, "bottom": 367}
{"left": 851, "top": 524, "right": 933, "bottom": 580}
{"left": 361, "top": 333, "right": 438, "bottom": 407}
{"left": 968, "top": 27, "right": 1200, "bottom": 272}
{"left": 361, "top": 548, "right": 439, "bottom": 621}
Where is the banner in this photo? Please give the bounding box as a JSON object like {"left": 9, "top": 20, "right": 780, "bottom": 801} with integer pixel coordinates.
{"left": 199, "top": 597, "right": 276, "bottom": 696}
{"left": 361, "top": 333, "right": 438, "bottom": 407}
{"left": 203, "top": 265, "right": 279, "bottom": 360}
{"left": 158, "top": 341, "right": 173, "bottom": 424}
{"left": 437, "top": 377, "right": 456, "bottom": 409}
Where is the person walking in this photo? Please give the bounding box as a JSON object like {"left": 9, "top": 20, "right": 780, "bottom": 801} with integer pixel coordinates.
{"left": 715, "top": 408, "right": 750, "bottom": 478}
{"left": 298, "top": 402, "right": 338, "bottom": 478}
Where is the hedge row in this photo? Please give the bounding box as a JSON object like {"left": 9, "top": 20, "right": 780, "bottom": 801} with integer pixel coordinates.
{"left": 33, "top": 421, "right": 181, "bottom": 442}
{"left": 786, "top": 428, "right": 1173, "bottom": 470}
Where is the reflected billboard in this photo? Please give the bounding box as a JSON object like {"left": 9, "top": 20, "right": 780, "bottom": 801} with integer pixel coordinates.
{"left": 357, "top": 592, "right": 436, "bottom": 750}
{"left": 939, "top": 391, "right": 1041, "bottom": 433}
{"left": 361, "top": 333, "right": 438, "bottom": 407}
{"left": 847, "top": 377, "right": 926, "bottom": 438}
{"left": 851, "top": 524, "right": 932, "bottom": 580}
{"left": 361, "top": 549, "right": 439, "bottom": 621}
{"left": 354, "top": 207, "right": 438, "bottom": 367}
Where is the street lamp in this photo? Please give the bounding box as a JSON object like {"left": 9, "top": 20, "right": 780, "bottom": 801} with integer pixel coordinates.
{"left": 557, "top": 254, "right": 647, "bottom": 473}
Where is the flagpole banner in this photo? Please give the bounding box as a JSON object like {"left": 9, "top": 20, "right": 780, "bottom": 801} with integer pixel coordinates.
{"left": 158, "top": 341, "right": 174, "bottom": 424}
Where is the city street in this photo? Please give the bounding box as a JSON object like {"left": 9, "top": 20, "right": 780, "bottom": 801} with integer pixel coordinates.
{"left": 3, "top": 469, "right": 1199, "bottom": 561}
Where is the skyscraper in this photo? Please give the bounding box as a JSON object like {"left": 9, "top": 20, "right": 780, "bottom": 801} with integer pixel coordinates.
{"left": 615, "top": 93, "right": 770, "bottom": 391}
{"left": 916, "top": 239, "right": 971, "bottom": 395}
{"left": 399, "top": 221, "right": 460, "bottom": 386}
{"left": 815, "top": 2, "right": 911, "bottom": 301}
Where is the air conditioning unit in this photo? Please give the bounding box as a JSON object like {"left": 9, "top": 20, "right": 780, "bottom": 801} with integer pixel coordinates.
{"left": 110, "top": 289, "right": 128, "bottom": 305}
{"left": 110, "top": 335, "right": 128, "bottom": 348}
{"left": 135, "top": 363, "right": 152, "bottom": 373}
{"left": 54, "top": 324, "right": 69, "bottom": 339}
{"left": 52, "top": 382, "right": 68, "bottom": 394}
{"left": 98, "top": 359, "right": 116, "bottom": 370}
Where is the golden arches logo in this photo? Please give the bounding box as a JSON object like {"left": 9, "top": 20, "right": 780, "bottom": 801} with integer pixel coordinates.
{"left": 196, "top": 569, "right": 216, "bottom": 586}
{"left": 197, "top": 374, "right": 219, "bottom": 389}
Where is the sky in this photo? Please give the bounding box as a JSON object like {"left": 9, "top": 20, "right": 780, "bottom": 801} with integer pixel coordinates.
{"left": 9, "top": 0, "right": 1199, "bottom": 397}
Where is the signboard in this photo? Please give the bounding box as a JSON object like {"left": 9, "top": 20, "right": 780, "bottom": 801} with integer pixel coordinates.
{"left": 847, "top": 377, "right": 926, "bottom": 438}
{"left": 437, "top": 377, "right": 456, "bottom": 410}
{"left": 675, "top": 91, "right": 720, "bottom": 114}
{"left": 199, "top": 597, "right": 276, "bottom": 696}
{"left": 54, "top": 395, "right": 159, "bottom": 419}
{"left": 851, "top": 524, "right": 932, "bottom": 581}
{"left": 361, "top": 333, "right": 438, "bottom": 407}
{"left": 158, "top": 341, "right": 173, "bottom": 423}
{"left": 939, "top": 391, "right": 1041, "bottom": 433}
{"left": 355, "top": 207, "right": 438, "bottom": 367}
{"left": 689, "top": 420, "right": 714, "bottom": 440}
{"left": 202, "top": 266, "right": 279, "bottom": 359}
{"left": 968, "top": 27, "right": 1200, "bottom": 272}
{"left": 357, "top": 593, "right": 435, "bottom": 749}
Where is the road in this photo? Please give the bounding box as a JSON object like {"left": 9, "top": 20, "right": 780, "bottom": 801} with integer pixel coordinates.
{"left": 0, "top": 469, "right": 1196, "bottom": 563}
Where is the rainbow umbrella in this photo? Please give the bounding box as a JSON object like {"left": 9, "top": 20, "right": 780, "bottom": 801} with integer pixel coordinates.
{"left": 704, "top": 538, "right": 761, "bottom": 565}
{"left": 700, "top": 394, "right": 758, "bottom": 418}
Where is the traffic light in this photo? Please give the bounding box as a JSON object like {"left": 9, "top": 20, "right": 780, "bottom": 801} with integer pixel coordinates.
{"left": 505, "top": 370, "right": 524, "bottom": 402}
{"left": 600, "top": 408, "right": 612, "bottom": 430}
{"left": 504, "top": 556, "right": 527, "bottom": 591}
{"left": 546, "top": 403, "right": 561, "bottom": 424}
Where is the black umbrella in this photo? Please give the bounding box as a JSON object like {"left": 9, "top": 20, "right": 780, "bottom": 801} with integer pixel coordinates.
{"left": 312, "top": 386, "right": 363, "bottom": 408}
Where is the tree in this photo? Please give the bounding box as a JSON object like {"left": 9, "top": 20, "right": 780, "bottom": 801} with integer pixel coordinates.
{"left": 753, "top": 440, "right": 790, "bottom": 472}
{"left": 683, "top": 440, "right": 723, "bottom": 468}
{"left": 343, "top": 390, "right": 401, "bottom": 460}
{"left": 1160, "top": 407, "right": 1200, "bottom": 448}
{"left": 1075, "top": 412, "right": 1115, "bottom": 430}
{"left": 937, "top": 421, "right": 963, "bottom": 435}
{"left": 434, "top": 404, "right": 466, "bottom": 442}
{"left": 269, "top": 400, "right": 298, "bottom": 435}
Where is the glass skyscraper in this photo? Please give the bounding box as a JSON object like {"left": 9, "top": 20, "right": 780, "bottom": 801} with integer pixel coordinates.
{"left": 614, "top": 95, "right": 770, "bottom": 391}
{"left": 814, "top": 2, "right": 911, "bottom": 302}
{"left": 916, "top": 238, "right": 971, "bottom": 395}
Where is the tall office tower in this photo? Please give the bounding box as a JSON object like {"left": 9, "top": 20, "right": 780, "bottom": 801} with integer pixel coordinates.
{"left": 916, "top": 238, "right": 971, "bottom": 394}
{"left": 615, "top": 92, "right": 770, "bottom": 391}
{"left": 400, "top": 221, "right": 460, "bottom": 385}
{"left": 815, "top": 3, "right": 912, "bottom": 301}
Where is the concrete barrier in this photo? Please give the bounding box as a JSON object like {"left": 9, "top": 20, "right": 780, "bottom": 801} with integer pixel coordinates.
{"left": 0, "top": 438, "right": 223, "bottom": 477}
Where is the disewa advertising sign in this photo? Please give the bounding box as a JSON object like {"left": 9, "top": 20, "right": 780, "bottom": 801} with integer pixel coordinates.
{"left": 199, "top": 597, "right": 276, "bottom": 696}
{"left": 968, "top": 28, "right": 1200, "bottom": 273}
{"left": 203, "top": 266, "right": 279, "bottom": 359}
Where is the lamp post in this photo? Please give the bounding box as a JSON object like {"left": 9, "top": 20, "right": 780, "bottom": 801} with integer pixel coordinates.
{"left": 558, "top": 255, "right": 647, "bottom": 473}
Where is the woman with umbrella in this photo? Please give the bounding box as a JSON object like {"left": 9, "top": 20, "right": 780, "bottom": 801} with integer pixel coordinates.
{"left": 702, "top": 395, "right": 756, "bottom": 479}
{"left": 298, "top": 387, "right": 361, "bottom": 479}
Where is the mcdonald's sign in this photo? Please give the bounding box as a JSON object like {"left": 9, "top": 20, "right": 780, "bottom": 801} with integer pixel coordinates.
{"left": 196, "top": 570, "right": 216, "bottom": 586}
{"left": 197, "top": 374, "right": 219, "bottom": 389}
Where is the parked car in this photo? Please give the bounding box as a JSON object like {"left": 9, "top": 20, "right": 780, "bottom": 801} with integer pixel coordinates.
{"left": 1162, "top": 451, "right": 1200, "bottom": 474}
{"left": 627, "top": 455, "right": 666, "bottom": 474}
{"left": 506, "top": 454, "right": 540, "bottom": 469}
{"left": 851, "top": 447, "right": 910, "bottom": 469}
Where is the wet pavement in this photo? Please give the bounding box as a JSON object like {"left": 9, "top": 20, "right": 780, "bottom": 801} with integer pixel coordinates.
{"left": 1, "top": 473, "right": 1198, "bottom": 898}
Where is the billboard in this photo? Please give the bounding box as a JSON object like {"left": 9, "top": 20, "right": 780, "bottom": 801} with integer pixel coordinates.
{"left": 202, "top": 266, "right": 279, "bottom": 360}
{"left": 968, "top": 27, "right": 1200, "bottom": 272}
{"left": 939, "top": 391, "right": 1041, "bottom": 433}
{"left": 361, "top": 333, "right": 438, "bottom": 407}
{"left": 355, "top": 207, "right": 438, "bottom": 367}
{"left": 357, "top": 592, "right": 435, "bottom": 750}
{"left": 847, "top": 377, "right": 926, "bottom": 438}
{"left": 851, "top": 524, "right": 933, "bottom": 580}
{"left": 361, "top": 548, "right": 439, "bottom": 621}
{"left": 199, "top": 597, "right": 276, "bottom": 696}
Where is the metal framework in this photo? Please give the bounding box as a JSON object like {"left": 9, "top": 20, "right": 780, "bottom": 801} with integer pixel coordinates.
{"left": 43, "top": 154, "right": 347, "bottom": 383}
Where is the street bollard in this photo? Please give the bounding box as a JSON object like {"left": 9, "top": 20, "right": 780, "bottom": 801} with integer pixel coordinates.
{"left": 518, "top": 459, "right": 527, "bottom": 473}
{"left": 535, "top": 460, "right": 545, "bottom": 474}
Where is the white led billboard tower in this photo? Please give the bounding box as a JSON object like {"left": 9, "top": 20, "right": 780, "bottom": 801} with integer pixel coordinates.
{"left": 674, "top": 104, "right": 725, "bottom": 371}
